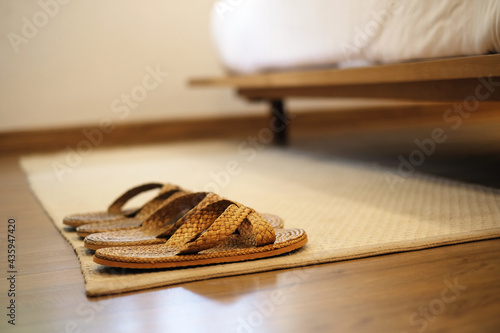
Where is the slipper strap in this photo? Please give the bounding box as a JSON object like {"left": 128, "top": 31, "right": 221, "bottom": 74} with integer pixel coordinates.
{"left": 165, "top": 199, "right": 276, "bottom": 254}
{"left": 135, "top": 187, "right": 185, "bottom": 220}
{"left": 140, "top": 192, "right": 220, "bottom": 232}
{"left": 178, "top": 204, "right": 253, "bottom": 254}
{"left": 107, "top": 183, "right": 166, "bottom": 214}
{"left": 155, "top": 193, "right": 222, "bottom": 237}
{"left": 238, "top": 211, "right": 276, "bottom": 246}
{"left": 165, "top": 199, "right": 234, "bottom": 249}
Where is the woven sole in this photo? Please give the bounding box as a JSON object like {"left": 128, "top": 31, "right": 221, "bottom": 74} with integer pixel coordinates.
{"left": 84, "top": 213, "right": 285, "bottom": 250}
{"left": 76, "top": 218, "right": 143, "bottom": 237}
{"left": 63, "top": 208, "right": 138, "bottom": 227}
{"left": 93, "top": 228, "right": 307, "bottom": 269}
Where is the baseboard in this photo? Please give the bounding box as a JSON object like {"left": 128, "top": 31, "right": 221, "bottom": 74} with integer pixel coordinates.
{"left": 0, "top": 115, "right": 269, "bottom": 154}
{"left": 2, "top": 103, "right": 499, "bottom": 154}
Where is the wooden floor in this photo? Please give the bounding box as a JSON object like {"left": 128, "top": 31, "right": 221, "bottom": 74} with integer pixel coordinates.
{"left": 1, "top": 114, "right": 500, "bottom": 333}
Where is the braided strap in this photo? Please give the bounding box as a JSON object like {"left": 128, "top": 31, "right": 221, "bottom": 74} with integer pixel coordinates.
{"left": 141, "top": 192, "right": 219, "bottom": 233}
{"left": 155, "top": 193, "right": 221, "bottom": 237}
{"left": 238, "top": 211, "right": 277, "bottom": 246}
{"left": 165, "top": 198, "right": 276, "bottom": 255}
{"left": 107, "top": 183, "right": 165, "bottom": 214}
{"left": 134, "top": 186, "right": 185, "bottom": 220}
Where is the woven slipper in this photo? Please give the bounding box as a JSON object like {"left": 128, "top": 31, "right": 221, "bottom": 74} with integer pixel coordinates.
{"left": 63, "top": 183, "right": 179, "bottom": 227}
{"left": 84, "top": 193, "right": 285, "bottom": 250}
{"left": 93, "top": 198, "right": 307, "bottom": 269}
{"left": 75, "top": 189, "right": 191, "bottom": 237}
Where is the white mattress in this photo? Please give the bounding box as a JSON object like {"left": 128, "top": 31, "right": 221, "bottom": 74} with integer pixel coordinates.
{"left": 211, "top": 0, "right": 500, "bottom": 74}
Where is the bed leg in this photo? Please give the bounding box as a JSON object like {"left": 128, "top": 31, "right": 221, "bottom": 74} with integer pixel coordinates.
{"left": 270, "top": 99, "right": 288, "bottom": 146}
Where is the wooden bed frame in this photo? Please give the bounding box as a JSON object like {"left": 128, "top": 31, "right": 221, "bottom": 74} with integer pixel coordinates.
{"left": 190, "top": 54, "right": 500, "bottom": 145}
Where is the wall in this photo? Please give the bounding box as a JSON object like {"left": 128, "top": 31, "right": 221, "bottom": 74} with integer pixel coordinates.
{"left": 0, "top": 0, "right": 267, "bottom": 132}
{"left": 0, "top": 0, "right": 404, "bottom": 133}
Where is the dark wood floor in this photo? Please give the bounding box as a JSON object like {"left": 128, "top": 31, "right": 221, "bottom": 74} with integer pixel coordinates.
{"left": 1, "top": 111, "right": 500, "bottom": 332}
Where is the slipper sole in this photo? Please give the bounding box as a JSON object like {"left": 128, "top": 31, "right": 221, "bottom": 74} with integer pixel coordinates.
{"left": 93, "top": 228, "right": 307, "bottom": 269}
{"left": 63, "top": 208, "right": 139, "bottom": 227}
{"left": 76, "top": 218, "right": 143, "bottom": 237}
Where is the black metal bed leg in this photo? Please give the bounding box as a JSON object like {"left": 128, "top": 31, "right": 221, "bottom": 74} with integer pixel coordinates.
{"left": 270, "top": 99, "right": 288, "bottom": 146}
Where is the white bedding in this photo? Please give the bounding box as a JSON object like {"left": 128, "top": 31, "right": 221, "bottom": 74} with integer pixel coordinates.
{"left": 211, "top": 0, "right": 500, "bottom": 74}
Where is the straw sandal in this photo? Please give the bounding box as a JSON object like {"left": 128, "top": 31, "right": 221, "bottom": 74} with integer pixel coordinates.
{"left": 63, "top": 183, "right": 179, "bottom": 227}
{"left": 93, "top": 198, "right": 307, "bottom": 269}
{"left": 84, "top": 193, "right": 285, "bottom": 250}
{"left": 75, "top": 189, "right": 190, "bottom": 237}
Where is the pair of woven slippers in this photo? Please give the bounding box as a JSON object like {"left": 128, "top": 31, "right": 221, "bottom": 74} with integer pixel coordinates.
{"left": 63, "top": 183, "right": 308, "bottom": 269}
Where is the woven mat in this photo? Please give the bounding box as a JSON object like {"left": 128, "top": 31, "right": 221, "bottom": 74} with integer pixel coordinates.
{"left": 20, "top": 140, "right": 500, "bottom": 296}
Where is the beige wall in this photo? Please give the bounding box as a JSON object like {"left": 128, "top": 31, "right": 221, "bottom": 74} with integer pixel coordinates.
{"left": 1, "top": 0, "right": 395, "bottom": 133}
{"left": 0, "top": 0, "right": 269, "bottom": 132}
